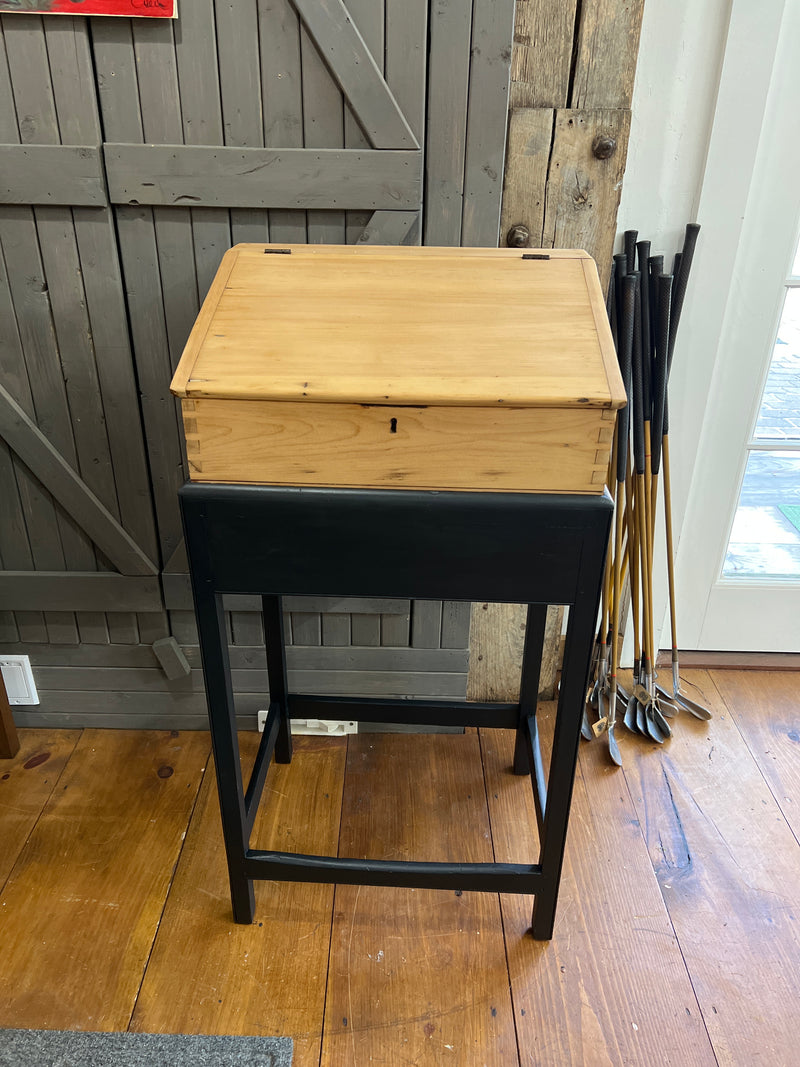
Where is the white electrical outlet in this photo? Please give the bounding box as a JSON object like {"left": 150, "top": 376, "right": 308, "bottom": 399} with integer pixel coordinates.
{"left": 0, "top": 654, "right": 39, "bottom": 705}
{"left": 257, "top": 710, "right": 357, "bottom": 736}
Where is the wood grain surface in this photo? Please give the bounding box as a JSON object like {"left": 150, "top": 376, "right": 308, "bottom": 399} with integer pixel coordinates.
{"left": 1, "top": 673, "right": 799, "bottom": 1064}
{"left": 711, "top": 670, "right": 800, "bottom": 838}
{"left": 570, "top": 0, "right": 646, "bottom": 109}
{"left": 481, "top": 719, "right": 716, "bottom": 1066}
{"left": 171, "top": 245, "right": 623, "bottom": 409}
{"left": 182, "top": 397, "right": 613, "bottom": 493}
{"left": 467, "top": 602, "right": 563, "bottom": 702}
{"left": 131, "top": 734, "right": 346, "bottom": 1067}
{"left": 510, "top": 0, "right": 577, "bottom": 109}
{"left": 541, "top": 110, "right": 631, "bottom": 292}
{"left": 321, "top": 732, "right": 518, "bottom": 1065}
{"left": 0, "top": 729, "right": 79, "bottom": 884}
{"left": 0, "top": 729, "right": 208, "bottom": 1030}
{"left": 624, "top": 670, "right": 800, "bottom": 1066}
{"left": 500, "top": 107, "right": 553, "bottom": 249}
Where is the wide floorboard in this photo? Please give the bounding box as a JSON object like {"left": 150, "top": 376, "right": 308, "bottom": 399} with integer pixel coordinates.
{"left": 1, "top": 670, "right": 798, "bottom": 1065}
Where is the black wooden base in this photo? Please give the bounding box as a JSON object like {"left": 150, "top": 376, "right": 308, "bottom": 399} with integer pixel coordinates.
{"left": 180, "top": 484, "right": 612, "bottom": 941}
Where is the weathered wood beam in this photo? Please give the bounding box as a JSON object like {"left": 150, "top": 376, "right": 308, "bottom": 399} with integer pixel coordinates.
{"left": 290, "top": 0, "right": 419, "bottom": 149}
{"left": 0, "top": 573, "right": 162, "bottom": 613}
{"left": 460, "top": 0, "right": 516, "bottom": 246}
{"left": 499, "top": 107, "right": 553, "bottom": 250}
{"left": 104, "top": 144, "right": 422, "bottom": 210}
{"left": 541, "top": 108, "right": 632, "bottom": 292}
{"left": 510, "top": 0, "right": 577, "bottom": 109}
{"left": 571, "top": 0, "right": 646, "bottom": 109}
{"left": 13, "top": 642, "right": 469, "bottom": 672}
{"left": 467, "top": 602, "right": 563, "bottom": 702}
{"left": 0, "top": 383, "right": 158, "bottom": 577}
{"left": 424, "top": 0, "right": 473, "bottom": 245}
{"left": 358, "top": 210, "right": 419, "bottom": 245}
{"left": 0, "top": 145, "right": 106, "bottom": 206}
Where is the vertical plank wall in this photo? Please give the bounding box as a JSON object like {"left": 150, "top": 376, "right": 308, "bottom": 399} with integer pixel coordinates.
{"left": 501, "top": 0, "right": 644, "bottom": 286}
{"left": 0, "top": 13, "right": 157, "bottom": 655}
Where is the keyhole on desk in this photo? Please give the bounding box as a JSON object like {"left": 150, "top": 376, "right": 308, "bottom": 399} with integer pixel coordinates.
{"left": 390, "top": 418, "right": 398, "bottom": 434}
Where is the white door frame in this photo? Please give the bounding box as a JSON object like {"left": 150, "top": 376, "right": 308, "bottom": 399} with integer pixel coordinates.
{"left": 672, "top": 0, "right": 800, "bottom": 650}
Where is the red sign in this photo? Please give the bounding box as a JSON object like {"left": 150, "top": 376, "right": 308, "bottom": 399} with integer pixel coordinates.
{"left": 0, "top": 0, "right": 176, "bottom": 16}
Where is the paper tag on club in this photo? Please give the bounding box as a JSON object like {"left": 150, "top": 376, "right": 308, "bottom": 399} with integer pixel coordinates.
{"left": 592, "top": 717, "right": 608, "bottom": 737}
{"left": 633, "top": 684, "right": 652, "bottom": 707}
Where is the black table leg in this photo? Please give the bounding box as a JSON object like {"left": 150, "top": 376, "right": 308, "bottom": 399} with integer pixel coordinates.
{"left": 194, "top": 585, "right": 255, "bottom": 924}
{"left": 529, "top": 551, "right": 606, "bottom": 939}
{"left": 262, "top": 595, "right": 292, "bottom": 765}
{"left": 513, "top": 604, "right": 548, "bottom": 776}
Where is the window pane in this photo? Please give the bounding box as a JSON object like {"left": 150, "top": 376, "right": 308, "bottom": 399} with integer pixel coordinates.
{"left": 754, "top": 288, "right": 800, "bottom": 440}
{"left": 723, "top": 450, "right": 800, "bottom": 578}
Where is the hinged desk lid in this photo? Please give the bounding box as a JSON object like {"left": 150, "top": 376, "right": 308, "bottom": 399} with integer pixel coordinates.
{"left": 171, "top": 244, "right": 625, "bottom": 410}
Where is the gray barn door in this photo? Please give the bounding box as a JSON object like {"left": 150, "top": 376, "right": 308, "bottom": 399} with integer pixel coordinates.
{"left": 0, "top": 15, "right": 162, "bottom": 648}
{"left": 92, "top": 0, "right": 430, "bottom": 657}
{"left": 0, "top": 1, "right": 515, "bottom": 725}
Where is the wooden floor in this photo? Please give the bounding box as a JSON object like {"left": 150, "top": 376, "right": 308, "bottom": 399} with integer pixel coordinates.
{"left": 1, "top": 670, "right": 799, "bottom": 1065}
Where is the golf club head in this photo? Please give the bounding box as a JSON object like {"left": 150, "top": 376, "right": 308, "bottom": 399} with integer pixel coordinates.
{"left": 675, "top": 691, "right": 713, "bottom": 721}
{"left": 606, "top": 726, "right": 623, "bottom": 767}
{"left": 655, "top": 684, "right": 680, "bottom": 718}
{"left": 624, "top": 694, "right": 638, "bottom": 733}
{"left": 636, "top": 699, "right": 647, "bottom": 736}
{"left": 589, "top": 678, "right": 600, "bottom": 710}
{"left": 644, "top": 708, "right": 665, "bottom": 744}
{"left": 581, "top": 706, "right": 594, "bottom": 741}
{"left": 651, "top": 702, "right": 673, "bottom": 741}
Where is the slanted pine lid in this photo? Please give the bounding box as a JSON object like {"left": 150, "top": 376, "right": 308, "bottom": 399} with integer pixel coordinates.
{"left": 171, "top": 243, "right": 625, "bottom": 410}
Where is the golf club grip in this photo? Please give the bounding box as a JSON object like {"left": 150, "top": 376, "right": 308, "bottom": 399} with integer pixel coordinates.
{"left": 614, "top": 252, "right": 628, "bottom": 295}
{"left": 646, "top": 255, "right": 663, "bottom": 413}
{"left": 606, "top": 258, "right": 618, "bottom": 346}
{"left": 631, "top": 274, "right": 646, "bottom": 474}
{"left": 606, "top": 257, "right": 616, "bottom": 317}
{"left": 673, "top": 251, "right": 683, "bottom": 286}
{"left": 636, "top": 240, "right": 652, "bottom": 366}
{"left": 613, "top": 253, "right": 628, "bottom": 351}
{"left": 651, "top": 273, "right": 673, "bottom": 474}
{"left": 624, "top": 230, "right": 638, "bottom": 274}
{"left": 636, "top": 239, "right": 651, "bottom": 274}
{"left": 668, "top": 222, "right": 701, "bottom": 366}
{"left": 616, "top": 273, "right": 636, "bottom": 483}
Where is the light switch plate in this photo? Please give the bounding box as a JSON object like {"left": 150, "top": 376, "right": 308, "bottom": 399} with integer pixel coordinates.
{"left": 0, "top": 654, "right": 40, "bottom": 705}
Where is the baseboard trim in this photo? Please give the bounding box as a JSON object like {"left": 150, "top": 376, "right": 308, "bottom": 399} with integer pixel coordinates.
{"left": 658, "top": 650, "right": 800, "bottom": 671}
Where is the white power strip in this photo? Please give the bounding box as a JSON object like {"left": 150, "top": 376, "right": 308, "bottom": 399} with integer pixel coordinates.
{"left": 256, "top": 710, "right": 357, "bottom": 736}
